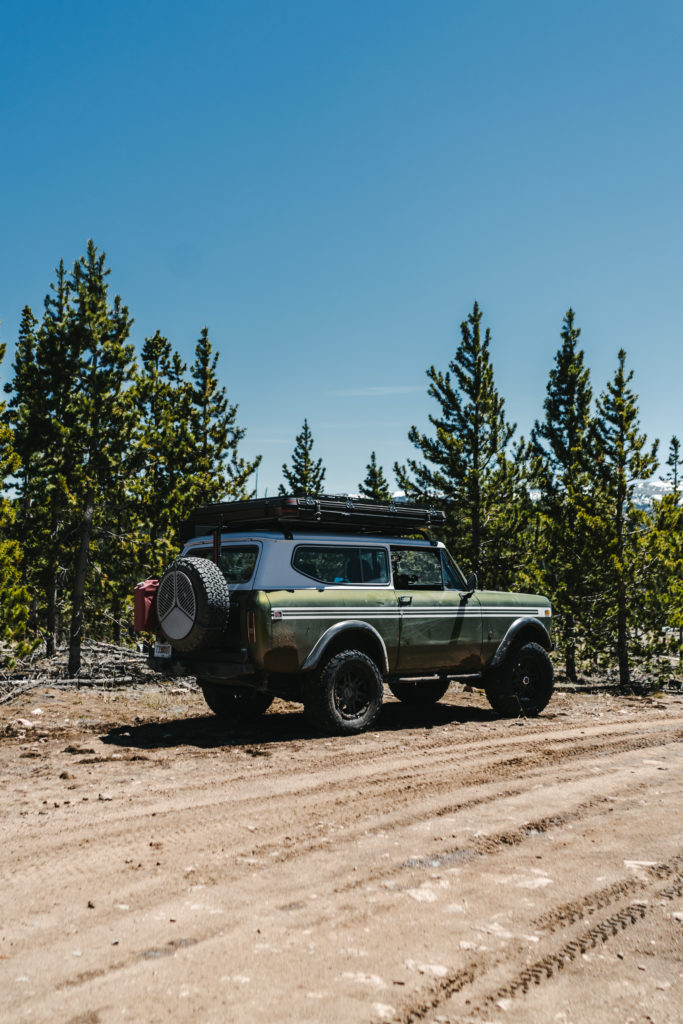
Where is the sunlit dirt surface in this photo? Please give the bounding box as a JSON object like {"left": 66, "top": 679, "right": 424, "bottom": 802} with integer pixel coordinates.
{"left": 1, "top": 683, "right": 682, "bottom": 1024}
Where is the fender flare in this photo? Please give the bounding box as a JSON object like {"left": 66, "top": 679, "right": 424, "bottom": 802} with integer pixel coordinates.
{"left": 301, "top": 620, "right": 390, "bottom": 674}
{"left": 487, "top": 616, "right": 552, "bottom": 670}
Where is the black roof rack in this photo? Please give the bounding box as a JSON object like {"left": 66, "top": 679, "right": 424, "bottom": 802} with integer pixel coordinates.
{"left": 180, "top": 495, "right": 446, "bottom": 542}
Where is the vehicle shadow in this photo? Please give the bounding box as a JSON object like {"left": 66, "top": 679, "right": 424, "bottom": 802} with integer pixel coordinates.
{"left": 100, "top": 701, "right": 500, "bottom": 752}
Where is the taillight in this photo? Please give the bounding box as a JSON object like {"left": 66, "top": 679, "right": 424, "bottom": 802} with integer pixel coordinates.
{"left": 247, "top": 610, "right": 256, "bottom": 643}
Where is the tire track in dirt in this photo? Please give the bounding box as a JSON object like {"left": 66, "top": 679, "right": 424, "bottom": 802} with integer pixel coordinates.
{"left": 1, "top": 724, "right": 677, "bottom": 896}
{"left": 0, "top": 747, "right": 673, "bottom": 953}
{"left": 531, "top": 854, "right": 683, "bottom": 933}
{"left": 4, "top": 804, "right": 600, "bottom": 1005}
{"left": 2, "top": 689, "right": 682, "bottom": 1024}
{"left": 3, "top": 718, "right": 679, "bottom": 888}
{"left": 24, "top": 772, "right": 667, "bottom": 1000}
{"left": 389, "top": 854, "right": 683, "bottom": 1023}
{"left": 477, "top": 871, "right": 683, "bottom": 1017}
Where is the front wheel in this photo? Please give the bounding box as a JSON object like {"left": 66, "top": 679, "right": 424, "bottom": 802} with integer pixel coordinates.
{"left": 484, "top": 642, "right": 554, "bottom": 717}
{"left": 388, "top": 679, "right": 450, "bottom": 704}
{"left": 304, "top": 650, "right": 383, "bottom": 735}
{"left": 200, "top": 681, "right": 274, "bottom": 721}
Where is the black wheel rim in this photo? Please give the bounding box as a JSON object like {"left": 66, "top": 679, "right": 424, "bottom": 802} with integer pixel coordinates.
{"left": 510, "top": 653, "right": 543, "bottom": 711}
{"left": 332, "top": 662, "right": 372, "bottom": 721}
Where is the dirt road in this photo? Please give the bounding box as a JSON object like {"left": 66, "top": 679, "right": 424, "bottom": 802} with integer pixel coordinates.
{"left": 1, "top": 683, "right": 682, "bottom": 1024}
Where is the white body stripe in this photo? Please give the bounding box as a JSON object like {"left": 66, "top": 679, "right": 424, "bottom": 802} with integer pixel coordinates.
{"left": 272, "top": 606, "right": 549, "bottom": 620}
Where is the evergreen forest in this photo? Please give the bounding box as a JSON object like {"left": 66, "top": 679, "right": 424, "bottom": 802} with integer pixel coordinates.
{"left": 2, "top": 244, "right": 681, "bottom": 687}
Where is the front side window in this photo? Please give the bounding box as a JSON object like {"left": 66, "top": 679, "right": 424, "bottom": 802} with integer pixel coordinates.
{"left": 190, "top": 545, "right": 259, "bottom": 583}
{"left": 441, "top": 551, "right": 465, "bottom": 590}
{"left": 292, "top": 545, "right": 390, "bottom": 585}
{"left": 391, "top": 547, "right": 443, "bottom": 589}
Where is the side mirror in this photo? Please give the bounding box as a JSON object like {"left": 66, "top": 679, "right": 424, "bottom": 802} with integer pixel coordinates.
{"left": 464, "top": 572, "right": 477, "bottom": 594}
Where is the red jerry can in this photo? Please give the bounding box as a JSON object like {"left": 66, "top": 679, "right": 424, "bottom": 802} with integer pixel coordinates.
{"left": 134, "top": 578, "right": 160, "bottom": 633}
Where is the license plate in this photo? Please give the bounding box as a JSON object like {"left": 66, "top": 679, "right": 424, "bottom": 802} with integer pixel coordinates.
{"left": 154, "top": 642, "right": 172, "bottom": 659}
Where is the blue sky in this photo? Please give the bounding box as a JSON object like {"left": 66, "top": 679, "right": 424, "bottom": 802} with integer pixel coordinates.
{"left": 2, "top": 0, "right": 682, "bottom": 494}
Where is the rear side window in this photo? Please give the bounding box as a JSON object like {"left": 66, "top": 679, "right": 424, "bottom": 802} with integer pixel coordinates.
{"left": 292, "top": 545, "right": 389, "bottom": 585}
{"left": 190, "top": 545, "right": 259, "bottom": 583}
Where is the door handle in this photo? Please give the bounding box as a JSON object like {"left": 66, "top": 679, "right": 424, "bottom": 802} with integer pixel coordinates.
{"left": 398, "top": 595, "right": 412, "bottom": 605}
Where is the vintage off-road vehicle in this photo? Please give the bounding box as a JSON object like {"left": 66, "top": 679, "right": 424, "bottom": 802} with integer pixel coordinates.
{"left": 134, "top": 496, "right": 553, "bottom": 734}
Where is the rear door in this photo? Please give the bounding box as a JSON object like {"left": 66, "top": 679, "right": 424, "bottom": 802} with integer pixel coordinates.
{"left": 184, "top": 542, "right": 262, "bottom": 650}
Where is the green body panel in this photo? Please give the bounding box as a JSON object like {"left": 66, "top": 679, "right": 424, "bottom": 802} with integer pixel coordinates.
{"left": 249, "top": 585, "right": 552, "bottom": 676}
{"left": 261, "top": 588, "right": 400, "bottom": 673}
{"left": 248, "top": 590, "right": 276, "bottom": 670}
{"left": 393, "top": 588, "right": 482, "bottom": 673}
{"left": 478, "top": 590, "right": 553, "bottom": 663}
{"left": 246, "top": 586, "right": 551, "bottom": 677}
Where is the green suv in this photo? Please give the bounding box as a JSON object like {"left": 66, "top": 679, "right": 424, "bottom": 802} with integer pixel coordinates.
{"left": 135, "top": 496, "right": 553, "bottom": 734}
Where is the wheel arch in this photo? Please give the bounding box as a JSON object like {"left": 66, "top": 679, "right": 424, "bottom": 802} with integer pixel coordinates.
{"left": 301, "top": 621, "right": 389, "bottom": 675}
{"left": 487, "top": 616, "right": 552, "bottom": 670}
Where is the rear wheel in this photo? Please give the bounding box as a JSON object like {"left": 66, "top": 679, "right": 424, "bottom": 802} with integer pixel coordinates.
{"left": 304, "top": 649, "right": 383, "bottom": 735}
{"left": 200, "top": 681, "right": 274, "bottom": 720}
{"left": 388, "top": 679, "right": 450, "bottom": 704}
{"left": 485, "top": 642, "right": 554, "bottom": 717}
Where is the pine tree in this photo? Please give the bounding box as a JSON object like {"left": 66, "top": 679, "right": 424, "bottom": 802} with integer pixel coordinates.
{"left": 648, "top": 485, "right": 683, "bottom": 662}
{"left": 37, "top": 262, "right": 83, "bottom": 652}
{"left": 66, "top": 241, "right": 136, "bottom": 674}
{"left": 186, "top": 327, "right": 261, "bottom": 509}
{"left": 132, "top": 331, "right": 195, "bottom": 576}
{"left": 4, "top": 267, "right": 80, "bottom": 654}
{"left": 280, "top": 419, "right": 326, "bottom": 496}
{"left": 530, "top": 309, "right": 596, "bottom": 680}
{"left": 131, "top": 326, "right": 260, "bottom": 587}
{"left": 359, "top": 452, "right": 391, "bottom": 501}
{"left": 0, "top": 343, "right": 30, "bottom": 648}
{"left": 7, "top": 307, "right": 41, "bottom": 514}
{"left": 5, "top": 248, "right": 262, "bottom": 659}
{"left": 6, "top": 253, "right": 136, "bottom": 657}
{"left": 395, "top": 302, "right": 528, "bottom": 590}
{"left": 665, "top": 436, "right": 682, "bottom": 499}
{"left": 592, "top": 350, "right": 659, "bottom": 688}
{"left": 643, "top": 436, "right": 683, "bottom": 665}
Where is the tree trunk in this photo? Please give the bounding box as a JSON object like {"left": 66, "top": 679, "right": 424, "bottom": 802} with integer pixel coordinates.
{"left": 112, "top": 599, "right": 121, "bottom": 644}
{"left": 564, "top": 613, "right": 577, "bottom": 682}
{"left": 68, "top": 487, "right": 95, "bottom": 677}
{"left": 111, "top": 507, "right": 123, "bottom": 643}
{"left": 46, "top": 500, "right": 62, "bottom": 657}
{"left": 45, "top": 566, "right": 58, "bottom": 658}
{"left": 616, "top": 577, "right": 630, "bottom": 689}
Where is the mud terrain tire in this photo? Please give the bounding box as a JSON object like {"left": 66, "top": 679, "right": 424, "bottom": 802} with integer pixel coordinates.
{"left": 485, "top": 641, "right": 554, "bottom": 717}
{"left": 200, "top": 681, "right": 274, "bottom": 720}
{"left": 304, "top": 649, "right": 383, "bottom": 735}
{"left": 157, "top": 556, "right": 230, "bottom": 653}
{"left": 388, "top": 679, "right": 450, "bottom": 704}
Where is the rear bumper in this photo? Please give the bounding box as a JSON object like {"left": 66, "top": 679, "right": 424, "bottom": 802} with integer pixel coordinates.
{"left": 149, "top": 655, "right": 256, "bottom": 679}
{"left": 145, "top": 641, "right": 257, "bottom": 682}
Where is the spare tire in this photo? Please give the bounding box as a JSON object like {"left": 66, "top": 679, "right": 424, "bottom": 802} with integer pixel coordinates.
{"left": 156, "top": 556, "right": 230, "bottom": 652}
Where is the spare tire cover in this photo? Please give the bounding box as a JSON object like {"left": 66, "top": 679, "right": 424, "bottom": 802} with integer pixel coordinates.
{"left": 156, "top": 556, "right": 230, "bottom": 652}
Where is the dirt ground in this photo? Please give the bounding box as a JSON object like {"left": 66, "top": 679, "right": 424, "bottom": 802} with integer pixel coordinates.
{"left": 1, "top": 682, "right": 682, "bottom": 1024}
